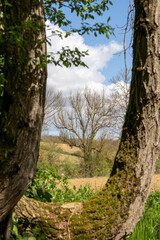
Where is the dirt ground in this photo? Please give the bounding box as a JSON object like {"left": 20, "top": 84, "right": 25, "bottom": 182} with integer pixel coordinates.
{"left": 69, "top": 175, "right": 160, "bottom": 192}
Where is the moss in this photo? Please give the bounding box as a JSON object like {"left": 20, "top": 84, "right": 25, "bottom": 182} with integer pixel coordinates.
{"left": 42, "top": 226, "right": 58, "bottom": 238}
{"left": 70, "top": 136, "right": 140, "bottom": 239}
{"left": 47, "top": 219, "right": 56, "bottom": 226}
{"left": 73, "top": 235, "right": 92, "bottom": 240}
{"left": 44, "top": 205, "right": 53, "bottom": 211}
{"left": 72, "top": 226, "right": 86, "bottom": 235}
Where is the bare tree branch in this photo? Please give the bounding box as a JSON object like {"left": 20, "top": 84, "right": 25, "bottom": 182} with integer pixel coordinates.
{"left": 42, "top": 89, "right": 63, "bottom": 132}
{"left": 53, "top": 87, "right": 117, "bottom": 176}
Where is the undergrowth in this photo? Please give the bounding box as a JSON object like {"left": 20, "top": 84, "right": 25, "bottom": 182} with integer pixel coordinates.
{"left": 25, "top": 166, "right": 95, "bottom": 203}
{"left": 129, "top": 191, "right": 160, "bottom": 240}
{"left": 5, "top": 166, "right": 160, "bottom": 239}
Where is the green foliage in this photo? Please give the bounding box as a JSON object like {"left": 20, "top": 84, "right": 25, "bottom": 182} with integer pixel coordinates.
{"left": 129, "top": 191, "right": 160, "bottom": 240}
{"left": 47, "top": 47, "right": 89, "bottom": 68}
{"left": 58, "top": 162, "right": 81, "bottom": 178}
{"left": 44, "top": 0, "right": 114, "bottom": 37}
{"left": 11, "top": 212, "right": 46, "bottom": 240}
{"left": 45, "top": 0, "right": 114, "bottom": 67}
{"left": 87, "top": 155, "right": 113, "bottom": 177}
{"left": 25, "top": 167, "right": 95, "bottom": 203}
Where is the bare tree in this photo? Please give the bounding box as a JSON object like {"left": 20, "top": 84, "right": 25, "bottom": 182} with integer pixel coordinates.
{"left": 110, "top": 68, "right": 131, "bottom": 133}
{"left": 42, "top": 89, "right": 63, "bottom": 132}
{"left": 53, "top": 88, "right": 117, "bottom": 176}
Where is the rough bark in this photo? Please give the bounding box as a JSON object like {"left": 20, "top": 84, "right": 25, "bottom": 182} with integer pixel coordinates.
{"left": 0, "top": 0, "right": 47, "bottom": 222}
{"left": 15, "top": 196, "right": 83, "bottom": 240}
{"left": 72, "top": 1, "right": 160, "bottom": 239}
{"left": 3, "top": 210, "right": 12, "bottom": 240}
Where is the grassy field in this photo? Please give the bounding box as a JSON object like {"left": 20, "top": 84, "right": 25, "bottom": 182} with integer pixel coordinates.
{"left": 39, "top": 138, "right": 82, "bottom": 164}
{"left": 69, "top": 175, "right": 160, "bottom": 192}
{"left": 39, "top": 136, "right": 119, "bottom": 177}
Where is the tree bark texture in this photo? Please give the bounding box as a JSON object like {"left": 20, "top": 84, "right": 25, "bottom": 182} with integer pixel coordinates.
{"left": 0, "top": 0, "right": 47, "bottom": 222}
{"left": 15, "top": 196, "right": 83, "bottom": 240}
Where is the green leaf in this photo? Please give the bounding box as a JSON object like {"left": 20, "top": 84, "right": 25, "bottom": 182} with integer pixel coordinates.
{"left": 106, "top": 31, "right": 109, "bottom": 39}
{"left": 83, "top": 7, "right": 88, "bottom": 11}
{"left": 33, "top": 226, "right": 40, "bottom": 237}
{"left": 44, "top": 190, "right": 52, "bottom": 202}
{"left": 4, "top": 1, "right": 12, "bottom": 7}
{"left": 107, "top": 16, "right": 111, "bottom": 23}
{"left": 13, "top": 225, "right": 19, "bottom": 237}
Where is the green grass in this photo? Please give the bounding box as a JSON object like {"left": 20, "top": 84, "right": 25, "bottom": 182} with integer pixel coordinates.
{"left": 129, "top": 191, "right": 160, "bottom": 240}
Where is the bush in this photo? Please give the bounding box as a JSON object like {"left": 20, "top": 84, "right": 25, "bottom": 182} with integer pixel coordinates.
{"left": 25, "top": 166, "right": 95, "bottom": 203}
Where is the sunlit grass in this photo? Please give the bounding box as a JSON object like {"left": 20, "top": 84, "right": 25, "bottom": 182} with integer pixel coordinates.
{"left": 129, "top": 191, "right": 160, "bottom": 240}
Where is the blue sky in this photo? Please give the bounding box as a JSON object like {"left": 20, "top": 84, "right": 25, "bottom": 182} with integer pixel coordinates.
{"left": 45, "top": 1, "right": 133, "bottom": 135}
{"left": 88, "top": 0, "right": 133, "bottom": 82}
{"left": 46, "top": 1, "right": 133, "bottom": 93}
{"left": 66, "top": 0, "right": 133, "bottom": 80}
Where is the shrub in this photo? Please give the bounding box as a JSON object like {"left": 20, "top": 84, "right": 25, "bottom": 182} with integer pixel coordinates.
{"left": 25, "top": 166, "right": 95, "bottom": 203}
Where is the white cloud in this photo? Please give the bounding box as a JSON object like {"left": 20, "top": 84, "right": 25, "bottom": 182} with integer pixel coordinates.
{"left": 46, "top": 22, "right": 123, "bottom": 95}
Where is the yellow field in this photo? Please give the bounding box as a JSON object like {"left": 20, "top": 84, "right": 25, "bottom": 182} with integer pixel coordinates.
{"left": 55, "top": 143, "right": 82, "bottom": 164}
{"left": 69, "top": 175, "right": 160, "bottom": 192}
{"left": 55, "top": 143, "right": 81, "bottom": 154}
{"left": 39, "top": 141, "right": 82, "bottom": 164}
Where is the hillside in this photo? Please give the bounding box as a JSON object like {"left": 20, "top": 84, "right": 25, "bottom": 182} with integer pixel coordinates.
{"left": 38, "top": 136, "right": 119, "bottom": 178}
{"left": 38, "top": 135, "right": 160, "bottom": 178}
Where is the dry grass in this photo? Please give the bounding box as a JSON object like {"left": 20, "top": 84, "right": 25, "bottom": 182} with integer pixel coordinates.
{"left": 39, "top": 141, "right": 82, "bottom": 165}
{"left": 55, "top": 153, "right": 81, "bottom": 164}
{"left": 69, "top": 177, "right": 108, "bottom": 190}
{"left": 55, "top": 143, "right": 81, "bottom": 154}
{"left": 55, "top": 143, "right": 82, "bottom": 164}
{"left": 69, "top": 175, "right": 160, "bottom": 192}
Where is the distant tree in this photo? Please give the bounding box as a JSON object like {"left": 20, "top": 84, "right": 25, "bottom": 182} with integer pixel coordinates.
{"left": 42, "top": 89, "right": 63, "bottom": 132}
{"left": 110, "top": 68, "right": 131, "bottom": 133}
{"left": 53, "top": 88, "right": 117, "bottom": 176}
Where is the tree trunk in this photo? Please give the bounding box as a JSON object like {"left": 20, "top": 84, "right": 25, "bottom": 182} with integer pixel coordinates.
{"left": 70, "top": 1, "right": 160, "bottom": 238}
{"left": 15, "top": 196, "right": 83, "bottom": 240}
{"left": 0, "top": 0, "right": 47, "bottom": 224}
{"left": 1, "top": 0, "right": 160, "bottom": 239}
